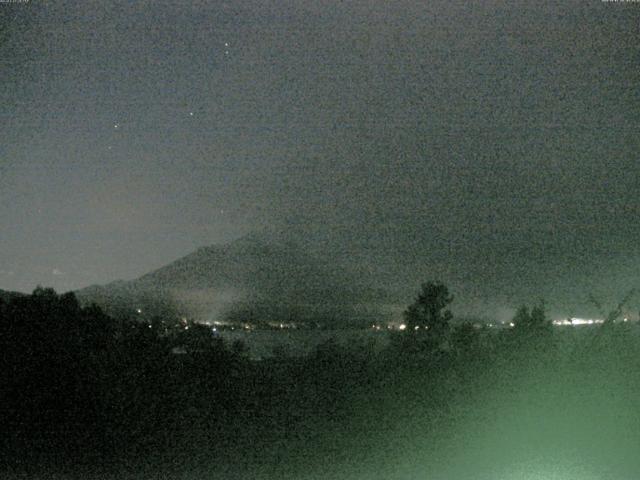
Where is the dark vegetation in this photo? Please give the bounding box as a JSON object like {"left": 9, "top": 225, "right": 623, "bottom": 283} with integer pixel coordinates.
{"left": 2, "top": 284, "right": 640, "bottom": 479}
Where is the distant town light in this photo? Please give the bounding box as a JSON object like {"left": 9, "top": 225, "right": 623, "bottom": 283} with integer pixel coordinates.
{"left": 552, "top": 317, "right": 605, "bottom": 326}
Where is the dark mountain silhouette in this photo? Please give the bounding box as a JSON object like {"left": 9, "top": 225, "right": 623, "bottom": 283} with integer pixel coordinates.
{"left": 76, "top": 233, "right": 390, "bottom": 326}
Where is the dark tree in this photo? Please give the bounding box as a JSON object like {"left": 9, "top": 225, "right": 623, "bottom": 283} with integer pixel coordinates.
{"left": 588, "top": 289, "right": 636, "bottom": 325}
{"left": 512, "top": 305, "right": 531, "bottom": 329}
{"left": 403, "top": 281, "right": 453, "bottom": 336}
{"left": 512, "top": 301, "right": 551, "bottom": 332}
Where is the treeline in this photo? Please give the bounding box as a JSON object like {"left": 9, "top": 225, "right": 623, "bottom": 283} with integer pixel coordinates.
{"left": 1, "top": 285, "right": 640, "bottom": 479}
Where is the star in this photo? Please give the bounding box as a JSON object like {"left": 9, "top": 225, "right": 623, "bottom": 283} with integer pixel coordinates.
{"left": 114, "top": 124, "right": 119, "bottom": 129}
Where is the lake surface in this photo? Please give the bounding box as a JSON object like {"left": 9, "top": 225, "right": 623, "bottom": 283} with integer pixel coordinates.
{"left": 218, "top": 328, "right": 391, "bottom": 359}
{"left": 218, "top": 323, "right": 639, "bottom": 360}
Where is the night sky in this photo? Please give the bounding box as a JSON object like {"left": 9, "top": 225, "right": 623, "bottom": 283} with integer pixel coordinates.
{"left": 1, "top": 1, "right": 639, "bottom": 319}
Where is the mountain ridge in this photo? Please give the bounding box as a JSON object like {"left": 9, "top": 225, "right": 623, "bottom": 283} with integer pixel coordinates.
{"left": 75, "top": 233, "right": 391, "bottom": 326}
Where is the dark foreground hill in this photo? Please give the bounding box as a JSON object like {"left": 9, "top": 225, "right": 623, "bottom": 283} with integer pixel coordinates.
{"left": 3, "top": 287, "right": 640, "bottom": 479}
{"left": 76, "top": 233, "right": 389, "bottom": 326}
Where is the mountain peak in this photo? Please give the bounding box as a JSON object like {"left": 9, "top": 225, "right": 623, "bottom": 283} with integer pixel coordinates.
{"left": 195, "top": 230, "right": 266, "bottom": 248}
{"left": 76, "top": 230, "right": 388, "bottom": 326}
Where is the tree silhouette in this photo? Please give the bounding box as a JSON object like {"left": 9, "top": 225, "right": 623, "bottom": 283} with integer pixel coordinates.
{"left": 588, "top": 289, "right": 636, "bottom": 324}
{"left": 403, "top": 281, "right": 453, "bottom": 336}
{"left": 509, "top": 300, "right": 552, "bottom": 356}
{"left": 512, "top": 305, "right": 531, "bottom": 329}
